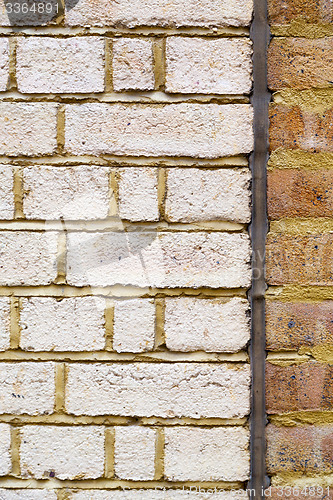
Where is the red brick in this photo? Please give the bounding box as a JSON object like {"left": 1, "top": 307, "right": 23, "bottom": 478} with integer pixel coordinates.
{"left": 266, "top": 361, "right": 333, "bottom": 413}
{"left": 267, "top": 424, "right": 333, "bottom": 473}
{"left": 267, "top": 233, "right": 333, "bottom": 285}
{"left": 268, "top": 38, "right": 333, "bottom": 90}
{"left": 268, "top": 169, "right": 333, "bottom": 219}
{"left": 268, "top": 0, "right": 333, "bottom": 25}
{"left": 266, "top": 301, "right": 333, "bottom": 350}
{"left": 269, "top": 105, "right": 333, "bottom": 152}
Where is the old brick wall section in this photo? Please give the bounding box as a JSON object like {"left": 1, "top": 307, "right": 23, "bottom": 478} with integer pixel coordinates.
{"left": 0, "top": 0, "right": 253, "bottom": 498}
{"left": 267, "top": 0, "right": 333, "bottom": 497}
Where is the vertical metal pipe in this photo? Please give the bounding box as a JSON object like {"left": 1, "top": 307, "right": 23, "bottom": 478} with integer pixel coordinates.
{"left": 249, "top": 0, "right": 271, "bottom": 497}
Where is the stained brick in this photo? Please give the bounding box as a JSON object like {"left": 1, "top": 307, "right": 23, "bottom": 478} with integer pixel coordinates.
{"left": 268, "top": 0, "right": 333, "bottom": 25}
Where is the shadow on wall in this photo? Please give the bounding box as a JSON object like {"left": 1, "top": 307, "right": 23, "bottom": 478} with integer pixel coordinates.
{"left": 3, "top": 0, "right": 79, "bottom": 25}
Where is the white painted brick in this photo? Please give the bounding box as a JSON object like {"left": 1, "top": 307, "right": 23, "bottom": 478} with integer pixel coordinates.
{"left": 165, "top": 168, "right": 251, "bottom": 223}
{"left": 68, "top": 490, "right": 248, "bottom": 499}
{"left": 65, "top": 0, "right": 253, "bottom": 28}
{"left": 16, "top": 37, "right": 104, "bottom": 94}
{"left": 0, "top": 103, "right": 57, "bottom": 156}
{"left": 66, "top": 363, "right": 250, "bottom": 418}
{"left": 0, "top": 298, "right": 10, "bottom": 352}
{"left": 166, "top": 38, "right": 252, "bottom": 94}
{"left": 20, "top": 426, "right": 105, "bottom": 480}
{"left": 66, "top": 232, "right": 251, "bottom": 289}
{"left": 114, "top": 426, "right": 156, "bottom": 480}
{"left": 0, "top": 232, "right": 58, "bottom": 286}
{"left": 165, "top": 297, "right": 250, "bottom": 353}
{"left": 0, "top": 38, "right": 9, "bottom": 91}
{"left": 20, "top": 297, "right": 106, "bottom": 352}
{"left": 0, "top": 491, "right": 57, "bottom": 500}
{"left": 0, "top": 362, "right": 55, "bottom": 414}
{"left": 0, "top": 424, "right": 11, "bottom": 476}
{"left": 118, "top": 167, "right": 159, "bottom": 222}
{"left": 23, "top": 166, "right": 110, "bottom": 220}
{"left": 164, "top": 427, "right": 250, "bottom": 481}
{"left": 113, "top": 299, "right": 155, "bottom": 353}
{"left": 113, "top": 38, "right": 154, "bottom": 91}
{"left": 0, "top": 165, "right": 14, "bottom": 220}
{"left": 65, "top": 103, "right": 253, "bottom": 158}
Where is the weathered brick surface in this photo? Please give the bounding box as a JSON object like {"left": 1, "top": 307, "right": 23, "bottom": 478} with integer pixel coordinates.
{"left": 23, "top": 166, "right": 110, "bottom": 220}
{"left": 20, "top": 426, "right": 105, "bottom": 479}
{"left": 266, "top": 361, "right": 333, "bottom": 413}
{"left": 165, "top": 168, "right": 251, "bottom": 223}
{"left": 266, "top": 300, "right": 333, "bottom": 350}
{"left": 0, "top": 298, "right": 10, "bottom": 352}
{"left": 67, "top": 232, "right": 251, "bottom": 288}
{"left": 0, "top": 424, "right": 11, "bottom": 475}
{"left": 0, "top": 165, "right": 14, "bottom": 219}
{"left": 166, "top": 38, "right": 252, "bottom": 94}
{"left": 0, "top": 362, "right": 55, "bottom": 414}
{"left": 268, "top": 168, "right": 333, "bottom": 219}
{"left": 267, "top": 424, "right": 333, "bottom": 473}
{"left": 0, "top": 491, "right": 57, "bottom": 500}
{"left": 118, "top": 167, "right": 159, "bottom": 222}
{"left": 0, "top": 103, "right": 58, "bottom": 156}
{"left": 164, "top": 427, "right": 250, "bottom": 481}
{"left": 268, "top": 0, "right": 333, "bottom": 25}
{"left": 113, "top": 299, "right": 155, "bottom": 353}
{"left": 114, "top": 426, "right": 156, "bottom": 480}
{"left": 20, "top": 297, "right": 106, "bottom": 352}
{"left": 65, "top": 104, "right": 254, "bottom": 158}
{"left": 0, "top": 232, "right": 58, "bottom": 286}
{"left": 66, "top": 363, "right": 250, "bottom": 418}
{"left": 65, "top": 0, "right": 253, "bottom": 28}
{"left": 165, "top": 297, "right": 250, "bottom": 353}
{"left": 267, "top": 233, "right": 333, "bottom": 285}
{"left": 113, "top": 38, "right": 155, "bottom": 91}
{"left": 268, "top": 38, "right": 333, "bottom": 90}
{"left": 0, "top": 38, "right": 9, "bottom": 91}
{"left": 269, "top": 105, "right": 333, "bottom": 152}
{"left": 16, "top": 37, "right": 105, "bottom": 93}
{"left": 268, "top": 489, "right": 333, "bottom": 500}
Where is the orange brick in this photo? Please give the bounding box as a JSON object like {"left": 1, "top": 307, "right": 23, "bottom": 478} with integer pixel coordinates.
{"left": 268, "top": 0, "right": 333, "bottom": 25}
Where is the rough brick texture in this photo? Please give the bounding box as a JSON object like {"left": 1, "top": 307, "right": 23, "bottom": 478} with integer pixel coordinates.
{"left": 113, "top": 38, "right": 155, "bottom": 91}
{"left": 164, "top": 427, "right": 250, "bottom": 482}
{"left": 0, "top": 298, "right": 10, "bottom": 351}
{"left": 113, "top": 299, "right": 155, "bottom": 353}
{"left": 268, "top": 0, "right": 333, "bottom": 24}
{"left": 266, "top": 361, "right": 333, "bottom": 413}
{"left": 0, "top": 165, "right": 14, "bottom": 219}
{"left": 0, "top": 103, "right": 58, "bottom": 156}
{"left": 65, "top": 0, "right": 253, "bottom": 27}
{"left": 165, "top": 168, "right": 251, "bottom": 223}
{"left": 23, "top": 166, "right": 110, "bottom": 220}
{"left": 0, "top": 492, "right": 57, "bottom": 500}
{"left": 20, "top": 297, "right": 106, "bottom": 351}
{"left": 268, "top": 38, "right": 333, "bottom": 90}
{"left": 65, "top": 104, "right": 254, "bottom": 158}
{"left": 0, "top": 362, "right": 55, "bottom": 414}
{"left": 118, "top": 167, "right": 159, "bottom": 222}
{"left": 267, "top": 233, "right": 333, "bottom": 285}
{"left": 114, "top": 426, "right": 156, "bottom": 480}
{"left": 67, "top": 232, "right": 251, "bottom": 288}
{"left": 66, "top": 363, "right": 250, "bottom": 418}
{"left": 16, "top": 37, "right": 105, "bottom": 93}
{"left": 0, "top": 424, "right": 11, "bottom": 476}
{"left": 266, "top": 300, "right": 333, "bottom": 350}
{"left": 165, "top": 297, "right": 250, "bottom": 352}
{"left": 0, "top": 232, "right": 58, "bottom": 286}
{"left": 166, "top": 38, "right": 252, "bottom": 94}
{"left": 268, "top": 168, "right": 333, "bottom": 219}
{"left": 0, "top": 38, "right": 9, "bottom": 91}
{"left": 269, "top": 105, "right": 333, "bottom": 152}
{"left": 20, "top": 426, "right": 105, "bottom": 479}
{"left": 267, "top": 424, "right": 333, "bottom": 474}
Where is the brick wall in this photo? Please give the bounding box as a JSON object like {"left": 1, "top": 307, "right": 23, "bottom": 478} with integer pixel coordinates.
{"left": 267, "top": 0, "right": 333, "bottom": 497}
{"left": 0, "top": 0, "right": 253, "bottom": 497}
